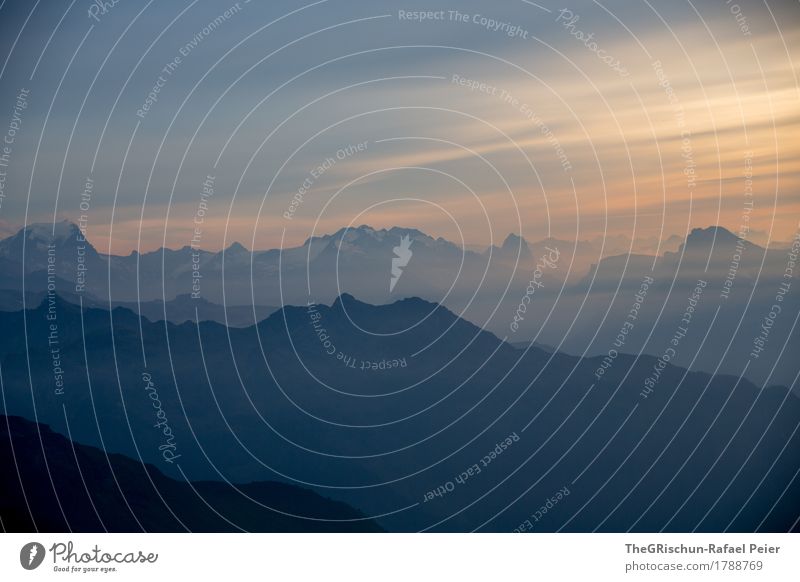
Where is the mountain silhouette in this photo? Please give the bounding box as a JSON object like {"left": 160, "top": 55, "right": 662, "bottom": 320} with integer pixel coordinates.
{"left": 0, "top": 221, "right": 796, "bottom": 383}
{"left": 0, "top": 415, "right": 381, "bottom": 532}
{"left": 0, "top": 293, "right": 797, "bottom": 532}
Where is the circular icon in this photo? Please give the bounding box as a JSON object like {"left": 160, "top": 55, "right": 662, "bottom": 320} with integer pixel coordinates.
{"left": 19, "top": 542, "right": 46, "bottom": 570}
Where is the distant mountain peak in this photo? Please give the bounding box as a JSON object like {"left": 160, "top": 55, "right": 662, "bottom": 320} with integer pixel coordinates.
{"left": 386, "top": 226, "right": 427, "bottom": 238}
{"left": 23, "top": 220, "right": 81, "bottom": 242}
{"left": 329, "top": 292, "right": 442, "bottom": 317}
{"left": 687, "top": 226, "right": 738, "bottom": 242}
{"left": 0, "top": 220, "right": 97, "bottom": 263}
{"left": 683, "top": 226, "right": 746, "bottom": 251}
{"left": 331, "top": 292, "right": 363, "bottom": 309}
{"left": 392, "top": 295, "right": 439, "bottom": 309}
{"left": 225, "top": 241, "right": 248, "bottom": 253}
{"left": 303, "top": 225, "right": 436, "bottom": 250}
{"left": 502, "top": 232, "right": 528, "bottom": 248}
{"left": 498, "top": 232, "right": 532, "bottom": 258}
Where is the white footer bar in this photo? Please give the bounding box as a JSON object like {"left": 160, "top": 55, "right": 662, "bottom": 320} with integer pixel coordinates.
{"left": 2, "top": 533, "right": 797, "bottom": 581}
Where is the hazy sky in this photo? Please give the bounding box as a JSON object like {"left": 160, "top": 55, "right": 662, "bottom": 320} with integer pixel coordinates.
{"left": 0, "top": 0, "right": 797, "bottom": 253}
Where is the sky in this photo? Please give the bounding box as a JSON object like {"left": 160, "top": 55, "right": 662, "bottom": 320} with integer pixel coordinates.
{"left": 0, "top": 0, "right": 797, "bottom": 253}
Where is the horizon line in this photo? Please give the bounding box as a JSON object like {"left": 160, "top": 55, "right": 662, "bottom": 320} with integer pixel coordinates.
{"left": 2, "top": 219, "right": 783, "bottom": 257}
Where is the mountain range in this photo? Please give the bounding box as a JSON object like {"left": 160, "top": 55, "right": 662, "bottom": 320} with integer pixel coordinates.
{"left": 0, "top": 220, "right": 687, "bottom": 306}
{"left": 0, "top": 293, "right": 797, "bottom": 532}
{"left": 0, "top": 221, "right": 795, "bottom": 385}
{"left": 0, "top": 414, "right": 380, "bottom": 532}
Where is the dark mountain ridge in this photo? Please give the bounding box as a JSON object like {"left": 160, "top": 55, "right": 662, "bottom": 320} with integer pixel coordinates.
{"left": 0, "top": 414, "right": 381, "bottom": 532}
{"left": 0, "top": 293, "right": 797, "bottom": 532}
